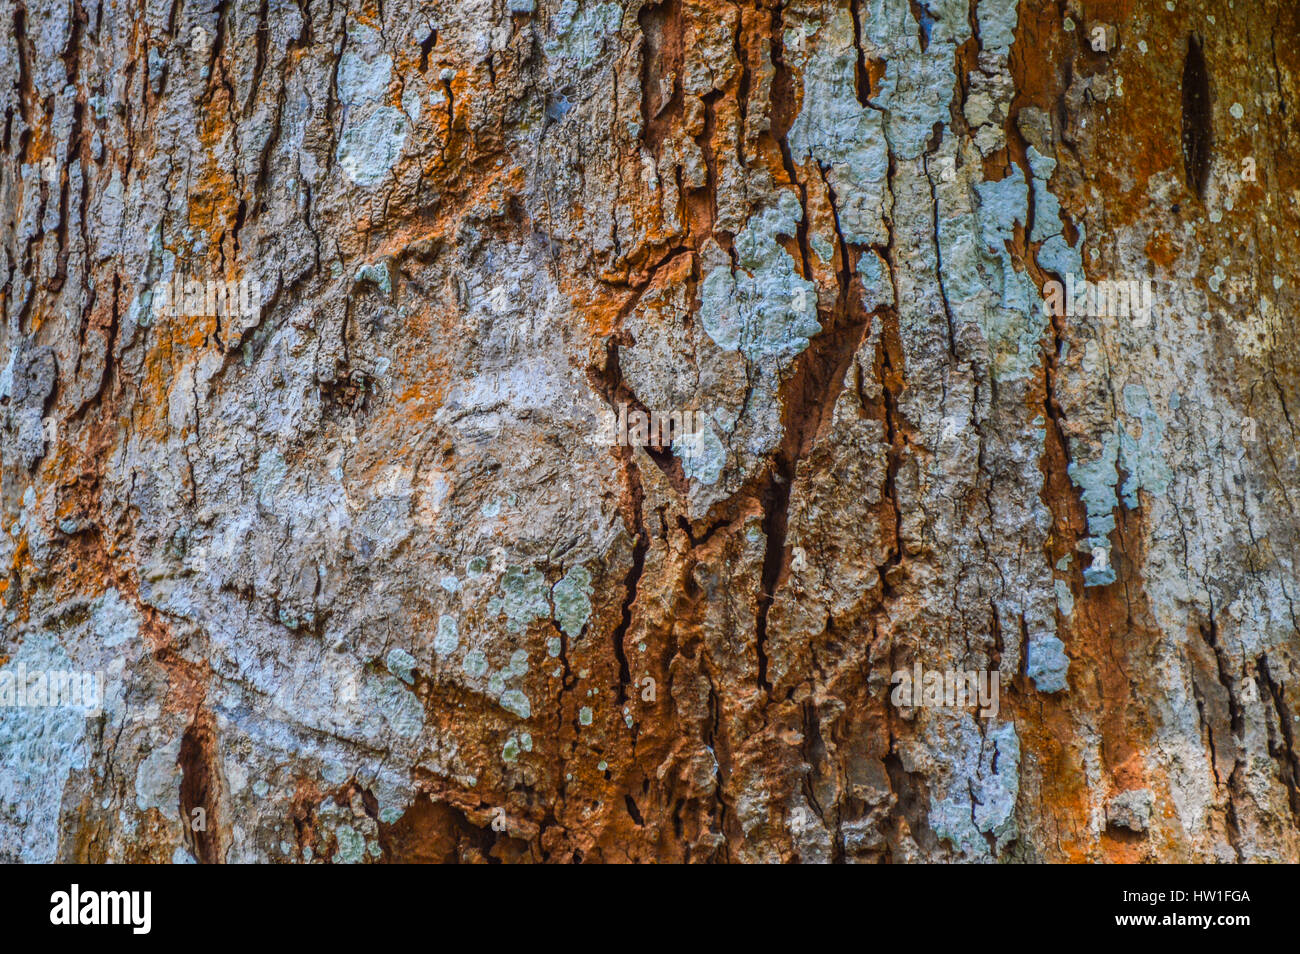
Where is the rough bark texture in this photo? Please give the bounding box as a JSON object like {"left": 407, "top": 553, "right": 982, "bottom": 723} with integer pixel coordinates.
{"left": 2, "top": 0, "right": 1299, "bottom": 863}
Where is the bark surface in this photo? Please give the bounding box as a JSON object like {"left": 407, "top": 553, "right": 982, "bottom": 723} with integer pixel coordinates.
{"left": 2, "top": 0, "right": 1299, "bottom": 862}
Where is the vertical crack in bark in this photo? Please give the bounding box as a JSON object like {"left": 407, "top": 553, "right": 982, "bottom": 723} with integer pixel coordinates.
{"left": 848, "top": 0, "right": 873, "bottom": 108}
{"left": 178, "top": 709, "right": 222, "bottom": 863}
{"left": 748, "top": 0, "right": 870, "bottom": 694}
{"left": 244, "top": 0, "right": 271, "bottom": 118}
{"left": 875, "top": 151, "right": 905, "bottom": 597}
{"left": 637, "top": 0, "right": 682, "bottom": 158}
{"left": 589, "top": 335, "right": 646, "bottom": 705}
{"left": 1181, "top": 33, "right": 1213, "bottom": 200}
{"left": 610, "top": 468, "right": 644, "bottom": 706}
{"left": 922, "top": 133, "right": 958, "bottom": 361}
{"left": 1256, "top": 655, "right": 1300, "bottom": 822}
{"left": 12, "top": 5, "right": 33, "bottom": 163}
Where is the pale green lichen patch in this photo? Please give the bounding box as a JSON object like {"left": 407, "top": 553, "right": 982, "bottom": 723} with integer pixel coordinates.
{"left": 501, "top": 730, "right": 534, "bottom": 763}
{"left": 960, "top": 163, "right": 1048, "bottom": 382}
{"left": 551, "top": 565, "right": 593, "bottom": 637}
{"left": 354, "top": 261, "right": 392, "bottom": 297}
{"left": 489, "top": 566, "right": 551, "bottom": 633}
{"left": 856, "top": 250, "right": 895, "bottom": 312}
{"left": 1117, "top": 385, "right": 1172, "bottom": 508}
{"left": 502, "top": 736, "right": 520, "bottom": 761}
{"left": 928, "top": 718, "right": 1020, "bottom": 858}
{"left": 505, "top": 649, "right": 529, "bottom": 678}
{"left": 1068, "top": 432, "right": 1121, "bottom": 587}
{"left": 1054, "top": 579, "right": 1074, "bottom": 617}
{"left": 859, "top": 0, "right": 974, "bottom": 159}
{"left": 543, "top": 0, "right": 623, "bottom": 71}
{"left": 334, "top": 22, "right": 408, "bottom": 187}
{"left": 676, "top": 417, "right": 727, "bottom": 486}
{"left": 462, "top": 649, "right": 488, "bottom": 677}
{"left": 786, "top": 7, "right": 890, "bottom": 246}
{"left": 1026, "top": 147, "right": 1063, "bottom": 244}
{"left": 134, "top": 739, "right": 183, "bottom": 818}
{"left": 253, "top": 449, "right": 287, "bottom": 505}
{"left": 698, "top": 191, "right": 820, "bottom": 362}
{"left": 385, "top": 648, "right": 416, "bottom": 684}
{"left": 400, "top": 86, "right": 421, "bottom": 122}
{"left": 1026, "top": 635, "right": 1070, "bottom": 692}
{"left": 334, "top": 824, "right": 365, "bottom": 864}
{"left": 337, "top": 107, "right": 409, "bottom": 188}
{"left": 976, "top": 0, "right": 1020, "bottom": 57}
{"left": 1067, "top": 388, "right": 1172, "bottom": 587}
{"left": 974, "top": 167, "right": 1028, "bottom": 249}
{"left": 337, "top": 24, "right": 391, "bottom": 105}
{"left": 433, "top": 615, "right": 459, "bottom": 656}
{"left": 500, "top": 689, "right": 531, "bottom": 719}
{"left": 362, "top": 673, "right": 424, "bottom": 739}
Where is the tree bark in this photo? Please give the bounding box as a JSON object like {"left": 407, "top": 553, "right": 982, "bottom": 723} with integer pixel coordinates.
{"left": 1, "top": 0, "right": 1298, "bottom": 862}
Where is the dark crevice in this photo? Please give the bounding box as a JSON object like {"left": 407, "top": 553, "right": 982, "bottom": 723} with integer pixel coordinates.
{"left": 1256, "top": 656, "right": 1300, "bottom": 821}
{"left": 624, "top": 794, "right": 645, "bottom": 826}
{"left": 419, "top": 27, "right": 438, "bottom": 72}
{"left": 848, "top": 0, "right": 873, "bottom": 107}
{"left": 638, "top": 0, "right": 683, "bottom": 156}
{"left": 908, "top": 0, "right": 934, "bottom": 53}
{"left": 587, "top": 337, "right": 649, "bottom": 704}
{"left": 1181, "top": 33, "right": 1213, "bottom": 200}
{"left": 178, "top": 710, "right": 222, "bottom": 863}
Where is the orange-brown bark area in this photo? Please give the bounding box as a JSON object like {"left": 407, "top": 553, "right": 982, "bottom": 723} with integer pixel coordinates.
{"left": 1, "top": 0, "right": 1298, "bottom": 862}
